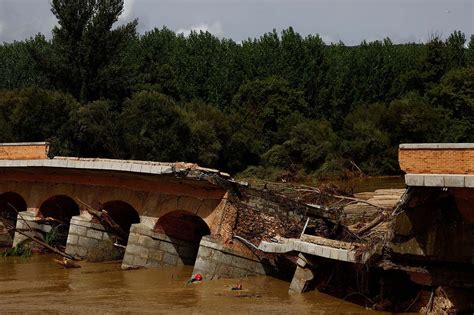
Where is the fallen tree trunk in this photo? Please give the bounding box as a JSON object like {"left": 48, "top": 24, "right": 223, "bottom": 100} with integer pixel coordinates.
{"left": 354, "top": 211, "right": 390, "bottom": 235}
{"left": 5, "top": 222, "right": 78, "bottom": 260}
{"left": 76, "top": 199, "right": 128, "bottom": 242}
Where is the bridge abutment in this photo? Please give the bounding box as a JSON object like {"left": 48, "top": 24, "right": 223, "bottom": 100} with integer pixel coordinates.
{"left": 65, "top": 215, "right": 123, "bottom": 262}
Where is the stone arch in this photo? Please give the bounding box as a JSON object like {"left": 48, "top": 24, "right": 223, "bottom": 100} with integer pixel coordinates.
{"left": 154, "top": 210, "right": 211, "bottom": 243}
{"left": 0, "top": 192, "right": 27, "bottom": 241}
{"left": 102, "top": 201, "right": 140, "bottom": 237}
{"left": 38, "top": 195, "right": 80, "bottom": 224}
{"left": 153, "top": 210, "right": 210, "bottom": 265}
{"left": 38, "top": 195, "right": 80, "bottom": 246}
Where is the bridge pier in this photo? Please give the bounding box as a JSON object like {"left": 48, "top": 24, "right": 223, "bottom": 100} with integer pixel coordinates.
{"left": 12, "top": 211, "right": 53, "bottom": 247}
{"left": 191, "top": 236, "right": 273, "bottom": 280}
{"left": 288, "top": 254, "right": 316, "bottom": 294}
{"left": 65, "top": 215, "right": 123, "bottom": 262}
{"left": 121, "top": 223, "right": 199, "bottom": 269}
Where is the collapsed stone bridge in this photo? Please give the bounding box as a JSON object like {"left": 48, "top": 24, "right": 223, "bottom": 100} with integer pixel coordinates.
{"left": 0, "top": 142, "right": 329, "bottom": 279}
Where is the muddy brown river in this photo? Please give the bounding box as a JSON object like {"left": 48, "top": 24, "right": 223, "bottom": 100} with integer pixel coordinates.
{"left": 0, "top": 254, "right": 387, "bottom": 314}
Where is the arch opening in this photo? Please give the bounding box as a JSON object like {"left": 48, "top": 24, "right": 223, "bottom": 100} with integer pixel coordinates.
{"left": 0, "top": 192, "right": 27, "bottom": 244}
{"left": 38, "top": 195, "right": 80, "bottom": 247}
{"left": 102, "top": 201, "right": 140, "bottom": 244}
{"left": 154, "top": 210, "right": 211, "bottom": 265}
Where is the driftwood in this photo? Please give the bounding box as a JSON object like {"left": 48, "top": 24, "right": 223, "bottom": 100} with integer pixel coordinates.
{"left": 34, "top": 217, "right": 65, "bottom": 225}
{"left": 53, "top": 257, "right": 81, "bottom": 268}
{"left": 354, "top": 211, "right": 390, "bottom": 235}
{"left": 76, "top": 199, "right": 128, "bottom": 242}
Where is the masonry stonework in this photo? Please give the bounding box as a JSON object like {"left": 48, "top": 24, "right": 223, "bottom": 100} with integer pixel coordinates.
{"left": 12, "top": 211, "right": 53, "bottom": 247}
{"left": 191, "top": 236, "right": 274, "bottom": 280}
{"left": 122, "top": 223, "right": 200, "bottom": 269}
{"left": 65, "top": 215, "right": 122, "bottom": 262}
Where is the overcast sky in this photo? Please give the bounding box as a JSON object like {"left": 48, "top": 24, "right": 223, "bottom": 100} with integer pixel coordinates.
{"left": 0, "top": 0, "right": 472, "bottom": 45}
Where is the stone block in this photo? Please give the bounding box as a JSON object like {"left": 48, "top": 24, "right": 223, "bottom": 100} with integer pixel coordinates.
{"left": 69, "top": 225, "right": 87, "bottom": 236}
{"left": 120, "top": 163, "right": 132, "bottom": 172}
{"left": 145, "top": 238, "right": 161, "bottom": 250}
{"left": 137, "top": 235, "right": 149, "bottom": 247}
{"left": 141, "top": 164, "right": 152, "bottom": 173}
{"left": 148, "top": 250, "right": 163, "bottom": 262}
{"left": 134, "top": 225, "right": 154, "bottom": 237}
{"left": 125, "top": 244, "right": 145, "bottom": 256}
{"left": 196, "top": 245, "right": 213, "bottom": 259}
{"left": 255, "top": 263, "right": 267, "bottom": 275}
{"left": 127, "top": 233, "right": 139, "bottom": 244}
{"left": 78, "top": 236, "right": 98, "bottom": 248}
{"left": 133, "top": 256, "right": 147, "bottom": 267}
{"left": 465, "top": 176, "right": 474, "bottom": 188}
{"left": 405, "top": 174, "right": 424, "bottom": 186}
{"left": 76, "top": 246, "right": 88, "bottom": 257}
{"left": 322, "top": 246, "right": 331, "bottom": 258}
{"left": 162, "top": 252, "right": 178, "bottom": 265}
{"left": 67, "top": 234, "right": 78, "bottom": 245}
{"left": 138, "top": 247, "right": 149, "bottom": 259}
{"left": 338, "top": 250, "right": 349, "bottom": 262}
{"left": 443, "top": 175, "right": 465, "bottom": 187}
{"left": 216, "top": 264, "right": 234, "bottom": 278}
{"left": 122, "top": 253, "right": 134, "bottom": 266}
{"left": 424, "top": 175, "right": 444, "bottom": 187}
{"left": 231, "top": 267, "right": 249, "bottom": 278}
{"left": 130, "top": 164, "right": 142, "bottom": 173}
{"left": 150, "top": 165, "right": 163, "bottom": 174}
{"left": 312, "top": 244, "right": 324, "bottom": 257}
{"left": 86, "top": 229, "right": 104, "bottom": 240}
{"left": 231, "top": 256, "right": 254, "bottom": 270}
{"left": 289, "top": 265, "right": 315, "bottom": 294}
{"left": 159, "top": 241, "right": 178, "bottom": 254}
{"left": 329, "top": 248, "right": 339, "bottom": 260}
{"left": 65, "top": 245, "right": 77, "bottom": 256}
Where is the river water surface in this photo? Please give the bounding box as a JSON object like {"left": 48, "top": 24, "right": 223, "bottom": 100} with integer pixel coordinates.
{"left": 0, "top": 254, "right": 386, "bottom": 314}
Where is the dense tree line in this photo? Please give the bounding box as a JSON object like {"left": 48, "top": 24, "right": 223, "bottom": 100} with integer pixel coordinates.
{"left": 0, "top": 0, "right": 473, "bottom": 180}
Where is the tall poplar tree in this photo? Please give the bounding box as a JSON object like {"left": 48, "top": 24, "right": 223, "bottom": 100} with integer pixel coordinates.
{"left": 34, "top": 0, "right": 137, "bottom": 102}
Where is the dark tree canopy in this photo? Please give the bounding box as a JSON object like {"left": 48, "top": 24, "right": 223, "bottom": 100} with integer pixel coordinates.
{"left": 0, "top": 1, "right": 472, "bottom": 181}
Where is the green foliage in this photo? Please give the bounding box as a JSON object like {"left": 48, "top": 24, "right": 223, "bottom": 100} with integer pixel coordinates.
{"left": 0, "top": 1, "right": 472, "bottom": 180}
{"left": 120, "top": 91, "right": 192, "bottom": 161}
{"left": 45, "top": 227, "right": 60, "bottom": 246}
{"left": 34, "top": 0, "right": 138, "bottom": 102}
{"left": 1, "top": 244, "right": 32, "bottom": 258}
{"left": 68, "top": 100, "right": 121, "bottom": 157}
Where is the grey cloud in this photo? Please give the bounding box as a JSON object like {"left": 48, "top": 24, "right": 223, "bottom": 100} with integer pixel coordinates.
{"left": 0, "top": 0, "right": 472, "bottom": 45}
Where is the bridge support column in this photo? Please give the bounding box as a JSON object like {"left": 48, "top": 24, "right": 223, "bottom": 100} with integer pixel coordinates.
{"left": 192, "top": 236, "right": 274, "bottom": 280}
{"left": 65, "top": 215, "right": 122, "bottom": 262}
{"left": 289, "top": 254, "right": 316, "bottom": 294}
{"left": 0, "top": 220, "right": 13, "bottom": 247}
{"left": 121, "top": 223, "right": 199, "bottom": 269}
{"left": 12, "top": 211, "right": 52, "bottom": 247}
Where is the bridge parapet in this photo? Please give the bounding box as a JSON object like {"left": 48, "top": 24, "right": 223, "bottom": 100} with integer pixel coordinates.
{"left": 399, "top": 143, "right": 474, "bottom": 187}
{"left": 0, "top": 142, "right": 49, "bottom": 160}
